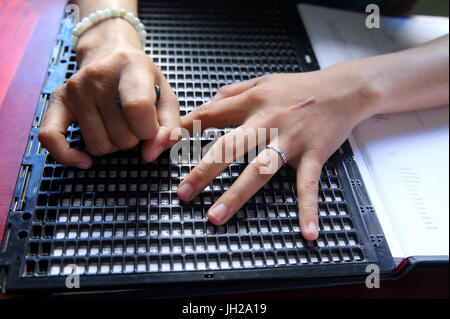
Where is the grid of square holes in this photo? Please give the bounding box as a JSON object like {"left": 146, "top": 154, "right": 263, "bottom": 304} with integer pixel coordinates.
{"left": 23, "top": 0, "right": 366, "bottom": 277}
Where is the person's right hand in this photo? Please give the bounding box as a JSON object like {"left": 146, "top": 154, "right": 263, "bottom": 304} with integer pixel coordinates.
{"left": 38, "top": 18, "right": 180, "bottom": 169}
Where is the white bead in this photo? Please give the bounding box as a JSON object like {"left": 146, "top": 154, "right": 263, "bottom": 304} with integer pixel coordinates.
{"left": 72, "top": 9, "right": 147, "bottom": 52}
{"left": 139, "top": 30, "right": 147, "bottom": 40}
{"left": 124, "top": 12, "right": 134, "bottom": 23}
{"left": 88, "top": 12, "right": 96, "bottom": 23}
{"left": 76, "top": 21, "right": 86, "bottom": 33}
{"left": 72, "top": 28, "right": 80, "bottom": 37}
{"left": 137, "top": 22, "right": 145, "bottom": 31}
{"left": 95, "top": 10, "right": 104, "bottom": 20}
{"left": 80, "top": 17, "right": 91, "bottom": 31}
{"left": 70, "top": 36, "right": 77, "bottom": 47}
{"left": 110, "top": 8, "right": 119, "bottom": 17}
{"left": 77, "top": 24, "right": 85, "bottom": 33}
{"left": 103, "top": 9, "right": 112, "bottom": 18}
{"left": 132, "top": 17, "right": 140, "bottom": 26}
{"left": 81, "top": 21, "right": 90, "bottom": 30}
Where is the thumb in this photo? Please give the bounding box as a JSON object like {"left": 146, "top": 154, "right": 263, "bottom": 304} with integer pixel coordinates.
{"left": 142, "top": 72, "right": 181, "bottom": 162}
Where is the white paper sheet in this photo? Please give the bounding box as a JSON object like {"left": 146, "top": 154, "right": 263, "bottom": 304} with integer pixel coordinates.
{"left": 353, "top": 109, "right": 449, "bottom": 258}
{"left": 298, "top": 4, "right": 449, "bottom": 260}
{"left": 298, "top": 4, "right": 449, "bottom": 68}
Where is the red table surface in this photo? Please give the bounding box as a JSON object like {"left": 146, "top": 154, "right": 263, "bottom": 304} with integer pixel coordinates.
{"left": 0, "top": 0, "right": 67, "bottom": 243}
{"left": 0, "top": 0, "right": 447, "bottom": 299}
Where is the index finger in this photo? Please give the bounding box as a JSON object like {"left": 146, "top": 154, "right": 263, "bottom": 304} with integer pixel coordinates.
{"left": 118, "top": 60, "right": 159, "bottom": 140}
{"left": 38, "top": 93, "right": 92, "bottom": 169}
{"left": 296, "top": 151, "right": 323, "bottom": 241}
{"left": 207, "top": 146, "right": 283, "bottom": 225}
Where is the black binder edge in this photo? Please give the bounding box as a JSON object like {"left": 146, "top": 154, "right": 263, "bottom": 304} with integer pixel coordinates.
{"left": 392, "top": 255, "right": 449, "bottom": 279}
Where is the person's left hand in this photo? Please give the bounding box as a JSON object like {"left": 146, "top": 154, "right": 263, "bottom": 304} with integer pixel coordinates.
{"left": 177, "top": 68, "right": 378, "bottom": 240}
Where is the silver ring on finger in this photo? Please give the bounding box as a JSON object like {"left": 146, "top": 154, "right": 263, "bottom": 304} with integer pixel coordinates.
{"left": 266, "top": 144, "right": 287, "bottom": 165}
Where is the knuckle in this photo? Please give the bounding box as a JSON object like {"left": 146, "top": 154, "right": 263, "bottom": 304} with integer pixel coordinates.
{"left": 37, "top": 129, "right": 54, "bottom": 145}
{"left": 217, "top": 84, "right": 232, "bottom": 96}
{"left": 193, "top": 165, "right": 211, "bottom": 183}
{"left": 225, "top": 189, "right": 245, "bottom": 206}
{"left": 250, "top": 155, "right": 276, "bottom": 177}
{"left": 257, "top": 74, "right": 272, "bottom": 84}
{"left": 114, "top": 49, "right": 146, "bottom": 62}
{"left": 251, "top": 109, "right": 270, "bottom": 122}
{"left": 305, "top": 147, "right": 326, "bottom": 163}
{"left": 114, "top": 135, "right": 140, "bottom": 151}
{"left": 114, "top": 50, "right": 132, "bottom": 61}
{"left": 51, "top": 86, "right": 65, "bottom": 101}
{"left": 64, "top": 76, "right": 83, "bottom": 94}
{"left": 248, "top": 160, "right": 265, "bottom": 176}
{"left": 244, "top": 86, "right": 270, "bottom": 105}
{"left": 301, "top": 178, "right": 320, "bottom": 194}
{"left": 123, "top": 99, "right": 153, "bottom": 117}
{"left": 300, "top": 202, "right": 318, "bottom": 215}
{"left": 83, "top": 64, "right": 105, "bottom": 80}
{"left": 195, "top": 104, "right": 212, "bottom": 121}
{"left": 86, "top": 141, "right": 113, "bottom": 157}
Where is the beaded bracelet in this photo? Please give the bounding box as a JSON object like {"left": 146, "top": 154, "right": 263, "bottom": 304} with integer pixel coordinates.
{"left": 70, "top": 8, "right": 147, "bottom": 50}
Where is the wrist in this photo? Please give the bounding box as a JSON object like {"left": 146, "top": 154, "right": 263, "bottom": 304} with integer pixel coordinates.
{"left": 324, "top": 60, "right": 385, "bottom": 124}
{"left": 76, "top": 18, "right": 143, "bottom": 67}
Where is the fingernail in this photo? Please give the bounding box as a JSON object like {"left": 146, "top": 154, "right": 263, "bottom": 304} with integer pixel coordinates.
{"left": 150, "top": 146, "right": 164, "bottom": 162}
{"left": 78, "top": 162, "right": 90, "bottom": 170}
{"left": 178, "top": 183, "right": 194, "bottom": 201}
{"left": 208, "top": 203, "right": 228, "bottom": 224}
{"left": 307, "top": 221, "right": 318, "bottom": 237}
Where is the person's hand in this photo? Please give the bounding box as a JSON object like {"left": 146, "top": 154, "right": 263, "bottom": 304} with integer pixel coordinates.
{"left": 178, "top": 66, "right": 379, "bottom": 240}
{"left": 38, "top": 18, "right": 180, "bottom": 169}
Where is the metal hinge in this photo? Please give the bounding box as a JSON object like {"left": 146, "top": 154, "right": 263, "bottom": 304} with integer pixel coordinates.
{"left": 10, "top": 165, "right": 32, "bottom": 212}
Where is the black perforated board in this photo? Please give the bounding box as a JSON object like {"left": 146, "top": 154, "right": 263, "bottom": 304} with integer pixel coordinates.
{"left": 0, "top": 0, "right": 394, "bottom": 295}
